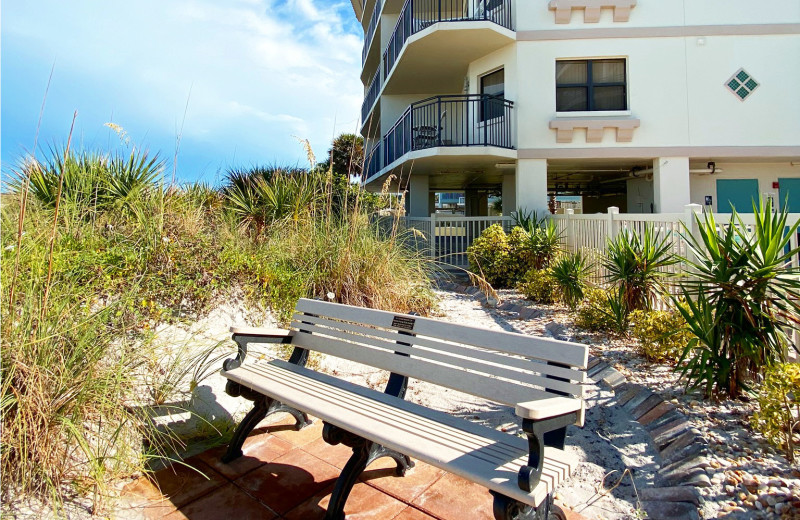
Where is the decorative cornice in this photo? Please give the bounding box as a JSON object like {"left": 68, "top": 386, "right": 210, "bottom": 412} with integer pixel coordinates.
{"left": 550, "top": 117, "right": 640, "bottom": 143}
{"left": 517, "top": 23, "right": 800, "bottom": 41}
{"left": 518, "top": 146, "right": 800, "bottom": 160}
{"left": 548, "top": 0, "right": 637, "bottom": 24}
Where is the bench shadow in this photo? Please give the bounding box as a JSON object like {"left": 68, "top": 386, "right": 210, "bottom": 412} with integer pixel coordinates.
{"left": 164, "top": 462, "right": 336, "bottom": 519}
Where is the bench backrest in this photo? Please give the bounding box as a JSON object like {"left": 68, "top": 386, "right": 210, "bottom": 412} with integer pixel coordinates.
{"left": 289, "top": 299, "right": 588, "bottom": 408}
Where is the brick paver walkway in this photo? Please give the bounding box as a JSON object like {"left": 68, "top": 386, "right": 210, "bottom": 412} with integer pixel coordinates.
{"left": 118, "top": 414, "right": 589, "bottom": 519}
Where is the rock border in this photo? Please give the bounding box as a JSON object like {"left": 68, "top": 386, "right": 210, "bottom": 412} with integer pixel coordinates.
{"left": 438, "top": 281, "right": 706, "bottom": 520}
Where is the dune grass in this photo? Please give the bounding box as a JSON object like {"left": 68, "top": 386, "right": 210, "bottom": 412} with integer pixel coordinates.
{"left": 1, "top": 144, "right": 434, "bottom": 512}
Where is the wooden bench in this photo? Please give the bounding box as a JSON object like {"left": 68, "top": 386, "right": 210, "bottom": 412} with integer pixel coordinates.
{"left": 221, "top": 298, "right": 588, "bottom": 520}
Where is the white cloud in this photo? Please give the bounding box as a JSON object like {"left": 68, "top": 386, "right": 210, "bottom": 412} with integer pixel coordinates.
{"left": 2, "top": 0, "right": 364, "bottom": 178}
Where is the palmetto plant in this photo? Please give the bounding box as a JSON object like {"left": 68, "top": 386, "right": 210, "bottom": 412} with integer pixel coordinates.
{"left": 10, "top": 147, "right": 163, "bottom": 214}
{"left": 551, "top": 251, "right": 592, "bottom": 310}
{"left": 604, "top": 224, "right": 678, "bottom": 312}
{"left": 675, "top": 200, "right": 800, "bottom": 399}
{"left": 224, "top": 170, "right": 322, "bottom": 233}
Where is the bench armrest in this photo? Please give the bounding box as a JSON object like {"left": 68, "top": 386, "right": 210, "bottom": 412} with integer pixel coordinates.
{"left": 515, "top": 397, "right": 582, "bottom": 422}
{"left": 230, "top": 326, "right": 291, "bottom": 337}
{"left": 515, "top": 398, "right": 584, "bottom": 494}
{"left": 224, "top": 326, "right": 294, "bottom": 371}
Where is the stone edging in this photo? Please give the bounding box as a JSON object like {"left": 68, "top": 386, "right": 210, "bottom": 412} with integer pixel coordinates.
{"left": 438, "top": 281, "right": 706, "bottom": 520}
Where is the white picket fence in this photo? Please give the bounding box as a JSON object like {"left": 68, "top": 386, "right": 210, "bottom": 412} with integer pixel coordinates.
{"left": 553, "top": 204, "right": 800, "bottom": 285}
{"left": 402, "top": 214, "right": 512, "bottom": 267}
{"left": 400, "top": 206, "right": 800, "bottom": 274}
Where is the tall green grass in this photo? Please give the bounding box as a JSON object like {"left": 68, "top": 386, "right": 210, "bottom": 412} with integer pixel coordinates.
{"left": 1, "top": 142, "right": 434, "bottom": 512}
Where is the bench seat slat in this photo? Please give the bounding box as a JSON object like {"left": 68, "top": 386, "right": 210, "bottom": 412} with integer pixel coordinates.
{"left": 291, "top": 331, "right": 555, "bottom": 406}
{"left": 290, "top": 320, "right": 585, "bottom": 397}
{"left": 295, "top": 299, "right": 588, "bottom": 368}
{"left": 223, "top": 359, "right": 577, "bottom": 507}
{"left": 241, "top": 362, "right": 527, "bottom": 462}
{"left": 291, "top": 314, "right": 587, "bottom": 383}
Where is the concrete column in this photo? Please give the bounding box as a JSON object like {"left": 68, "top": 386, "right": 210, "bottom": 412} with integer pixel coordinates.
{"left": 465, "top": 189, "right": 488, "bottom": 216}
{"left": 408, "top": 175, "right": 430, "bottom": 217}
{"left": 516, "top": 159, "right": 548, "bottom": 215}
{"left": 502, "top": 174, "right": 516, "bottom": 216}
{"left": 653, "top": 157, "right": 690, "bottom": 213}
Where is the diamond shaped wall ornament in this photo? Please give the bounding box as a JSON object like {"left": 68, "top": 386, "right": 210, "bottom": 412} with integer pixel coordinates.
{"left": 725, "top": 68, "right": 759, "bottom": 101}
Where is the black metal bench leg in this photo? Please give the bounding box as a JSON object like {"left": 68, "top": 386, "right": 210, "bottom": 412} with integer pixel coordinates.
{"left": 323, "top": 424, "right": 415, "bottom": 520}
{"left": 223, "top": 396, "right": 269, "bottom": 463}
{"left": 222, "top": 389, "right": 312, "bottom": 464}
{"left": 491, "top": 492, "right": 560, "bottom": 520}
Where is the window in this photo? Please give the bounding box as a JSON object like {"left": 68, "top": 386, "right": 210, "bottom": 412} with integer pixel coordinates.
{"left": 556, "top": 59, "right": 627, "bottom": 112}
{"left": 480, "top": 68, "right": 504, "bottom": 122}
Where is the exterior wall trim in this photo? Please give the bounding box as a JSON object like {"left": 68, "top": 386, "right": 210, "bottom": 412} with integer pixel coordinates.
{"left": 548, "top": 0, "right": 637, "bottom": 24}
{"left": 516, "top": 23, "right": 800, "bottom": 41}
{"left": 518, "top": 146, "right": 800, "bottom": 160}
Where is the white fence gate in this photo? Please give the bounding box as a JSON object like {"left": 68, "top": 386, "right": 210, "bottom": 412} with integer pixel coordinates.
{"left": 402, "top": 214, "right": 512, "bottom": 267}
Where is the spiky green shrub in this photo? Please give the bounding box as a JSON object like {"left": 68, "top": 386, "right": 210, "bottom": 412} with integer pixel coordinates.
{"left": 223, "top": 169, "right": 322, "bottom": 233}
{"left": 519, "top": 268, "right": 556, "bottom": 304}
{"left": 752, "top": 363, "right": 800, "bottom": 462}
{"left": 574, "top": 288, "right": 627, "bottom": 334}
{"left": 9, "top": 147, "right": 163, "bottom": 215}
{"left": 629, "top": 309, "right": 691, "bottom": 363}
{"left": 467, "top": 224, "right": 511, "bottom": 287}
{"left": 604, "top": 224, "right": 677, "bottom": 312}
{"left": 551, "top": 251, "right": 592, "bottom": 310}
{"left": 512, "top": 208, "right": 563, "bottom": 270}
{"left": 675, "top": 200, "right": 800, "bottom": 399}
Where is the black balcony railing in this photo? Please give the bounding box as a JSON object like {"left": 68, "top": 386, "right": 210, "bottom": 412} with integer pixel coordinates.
{"left": 383, "top": 94, "right": 514, "bottom": 167}
{"left": 362, "top": 0, "right": 381, "bottom": 64}
{"left": 361, "top": 68, "right": 381, "bottom": 124}
{"left": 383, "top": 0, "right": 513, "bottom": 79}
{"left": 364, "top": 142, "right": 383, "bottom": 180}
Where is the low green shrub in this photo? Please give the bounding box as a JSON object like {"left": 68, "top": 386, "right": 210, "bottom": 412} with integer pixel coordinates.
{"left": 752, "top": 363, "right": 800, "bottom": 462}
{"left": 467, "top": 224, "right": 511, "bottom": 287}
{"left": 518, "top": 268, "right": 556, "bottom": 304}
{"left": 574, "top": 288, "right": 627, "bottom": 334}
{"left": 629, "top": 308, "right": 691, "bottom": 363}
{"left": 506, "top": 226, "right": 535, "bottom": 284}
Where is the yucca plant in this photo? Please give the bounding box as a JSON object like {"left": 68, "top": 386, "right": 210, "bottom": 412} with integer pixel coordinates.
{"left": 551, "top": 251, "right": 592, "bottom": 310}
{"left": 675, "top": 200, "right": 800, "bottom": 399}
{"left": 511, "top": 208, "right": 546, "bottom": 232}
{"left": 604, "top": 224, "right": 678, "bottom": 311}
{"left": 510, "top": 209, "right": 563, "bottom": 270}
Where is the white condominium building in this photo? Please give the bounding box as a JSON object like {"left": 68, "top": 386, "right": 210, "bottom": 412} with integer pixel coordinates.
{"left": 352, "top": 0, "right": 800, "bottom": 216}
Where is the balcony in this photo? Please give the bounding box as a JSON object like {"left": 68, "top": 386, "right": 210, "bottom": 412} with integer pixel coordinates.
{"left": 380, "top": 0, "right": 514, "bottom": 94}
{"left": 361, "top": 68, "right": 382, "bottom": 124}
{"left": 361, "top": 0, "right": 381, "bottom": 64}
{"left": 364, "top": 95, "right": 514, "bottom": 183}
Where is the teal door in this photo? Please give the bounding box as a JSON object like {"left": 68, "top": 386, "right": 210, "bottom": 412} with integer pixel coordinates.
{"left": 716, "top": 179, "right": 759, "bottom": 213}
{"left": 779, "top": 178, "right": 800, "bottom": 212}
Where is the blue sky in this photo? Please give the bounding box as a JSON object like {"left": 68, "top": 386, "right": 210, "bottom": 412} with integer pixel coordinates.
{"left": 1, "top": 0, "right": 363, "bottom": 184}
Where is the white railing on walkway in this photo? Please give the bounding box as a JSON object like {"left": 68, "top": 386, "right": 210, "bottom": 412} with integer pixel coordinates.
{"left": 402, "top": 214, "right": 512, "bottom": 267}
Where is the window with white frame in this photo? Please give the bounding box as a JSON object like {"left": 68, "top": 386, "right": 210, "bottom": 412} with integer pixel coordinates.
{"left": 556, "top": 59, "right": 627, "bottom": 112}
{"left": 480, "top": 68, "right": 505, "bottom": 122}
